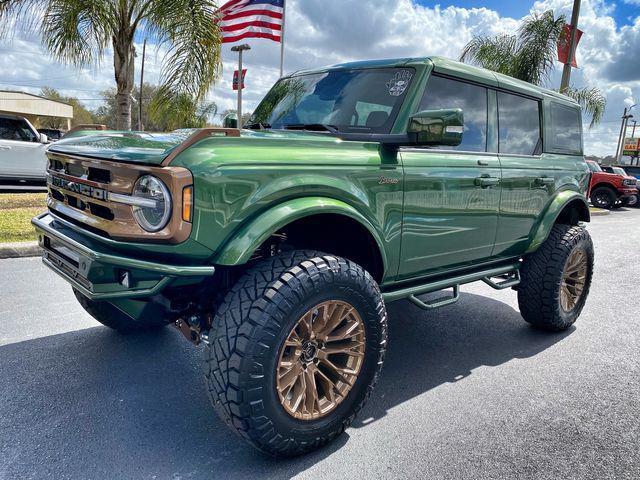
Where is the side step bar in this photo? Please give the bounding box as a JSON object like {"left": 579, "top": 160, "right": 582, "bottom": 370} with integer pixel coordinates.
{"left": 382, "top": 262, "right": 521, "bottom": 311}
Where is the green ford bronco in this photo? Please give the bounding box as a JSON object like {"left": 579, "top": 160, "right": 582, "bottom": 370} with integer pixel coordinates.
{"left": 33, "top": 56, "right": 594, "bottom": 456}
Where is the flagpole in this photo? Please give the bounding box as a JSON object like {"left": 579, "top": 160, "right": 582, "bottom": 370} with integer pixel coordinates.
{"left": 280, "top": 0, "right": 286, "bottom": 77}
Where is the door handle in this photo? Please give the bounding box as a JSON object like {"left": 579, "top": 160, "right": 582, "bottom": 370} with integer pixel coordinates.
{"left": 0, "top": 146, "right": 11, "bottom": 150}
{"left": 475, "top": 176, "right": 500, "bottom": 188}
{"left": 535, "top": 177, "right": 555, "bottom": 186}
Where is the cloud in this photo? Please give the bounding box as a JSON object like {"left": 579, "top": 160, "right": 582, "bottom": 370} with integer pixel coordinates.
{"left": 0, "top": 0, "right": 638, "bottom": 157}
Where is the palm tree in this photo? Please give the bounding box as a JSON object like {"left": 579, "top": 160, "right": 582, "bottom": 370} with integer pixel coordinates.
{"left": 0, "top": 0, "right": 222, "bottom": 130}
{"left": 149, "top": 93, "right": 217, "bottom": 130}
{"left": 460, "top": 10, "right": 605, "bottom": 127}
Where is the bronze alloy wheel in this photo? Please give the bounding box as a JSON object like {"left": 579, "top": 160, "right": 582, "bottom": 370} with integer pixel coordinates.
{"left": 560, "top": 248, "right": 588, "bottom": 312}
{"left": 276, "top": 300, "right": 366, "bottom": 421}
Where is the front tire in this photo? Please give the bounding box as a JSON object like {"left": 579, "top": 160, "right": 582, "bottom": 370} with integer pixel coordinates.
{"left": 518, "top": 224, "right": 594, "bottom": 331}
{"left": 625, "top": 194, "right": 638, "bottom": 208}
{"left": 590, "top": 187, "right": 616, "bottom": 209}
{"left": 204, "top": 251, "right": 387, "bottom": 456}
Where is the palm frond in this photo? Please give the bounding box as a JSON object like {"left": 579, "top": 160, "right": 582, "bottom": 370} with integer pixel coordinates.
{"left": 0, "top": 0, "right": 114, "bottom": 66}
{"left": 0, "top": 0, "right": 44, "bottom": 36}
{"left": 562, "top": 86, "right": 607, "bottom": 128}
{"left": 459, "top": 34, "right": 518, "bottom": 77}
{"left": 515, "top": 10, "right": 566, "bottom": 85}
{"left": 143, "top": 0, "right": 222, "bottom": 104}
{"left": 149, "top": 89, "right": 217, "bottom": 129}
{"left": 41, "top": 0, "right": 114, "bottom": 66}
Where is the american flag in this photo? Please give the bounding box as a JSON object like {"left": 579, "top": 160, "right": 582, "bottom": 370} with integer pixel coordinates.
{"left": 218, "top": 0, "right": 285, "bottom": 44}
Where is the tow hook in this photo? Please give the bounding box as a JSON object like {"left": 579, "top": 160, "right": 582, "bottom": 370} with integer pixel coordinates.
{"left": 173, "top": 314, "right": 211, "bottom": 346}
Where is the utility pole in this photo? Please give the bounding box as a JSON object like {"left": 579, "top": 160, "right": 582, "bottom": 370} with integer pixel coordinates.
{"left": 231, "top": 44, "right": 251, "bottom": 130}
{"left": 632, "top": 120, "right": 638, "bottom": 138}
{"left": 560, "top": 0, "right": 581, "bottom": 92}
{"left": 138, "top": 38, "right": 147, "bottom": 131}
{"left": 615, "top": 105, "right": 635, "bottom": 164}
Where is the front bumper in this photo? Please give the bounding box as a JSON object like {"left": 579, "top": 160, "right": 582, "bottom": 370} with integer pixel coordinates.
{"left": 617, "top": 187, "right": 638, "bottom": 199}
{"left": 32, "top": 212, "right": 215, "bottom": 301}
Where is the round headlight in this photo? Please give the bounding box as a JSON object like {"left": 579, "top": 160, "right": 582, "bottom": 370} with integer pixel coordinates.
{"left": 132, "top": 175, "right": 172, "bottom": 232}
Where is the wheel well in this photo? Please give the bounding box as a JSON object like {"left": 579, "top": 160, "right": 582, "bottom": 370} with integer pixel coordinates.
{"left": 265, "top": 214, "right": 384, "bottom": 282}
{"left": 590, "top": 183, "right": 617, "bottom": 194}
{"left": 556, "top": 199, "right": 590, "bottom": 225}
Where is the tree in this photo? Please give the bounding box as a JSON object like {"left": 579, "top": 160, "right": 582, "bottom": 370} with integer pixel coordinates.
{"left": 149, "top": 93, "right": 217, "bottom": 130}
{"left": 94, "top": 84, "right": 217, "bottom": 131}
{"left": 39, "top": 87, "right": 97, "bottom": 129}
{"left": 460, "top": 10, "right": 605, "bottom": 127}
{"left": 1, "top": 0, "right": 222, "bottom": 130}
{"left": 94, "top": 83, "right": 158, "bottom": 130}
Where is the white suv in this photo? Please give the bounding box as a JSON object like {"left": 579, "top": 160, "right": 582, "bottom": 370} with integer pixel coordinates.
{"left": 0, "top": 114, "right": 49, "bottom": 185}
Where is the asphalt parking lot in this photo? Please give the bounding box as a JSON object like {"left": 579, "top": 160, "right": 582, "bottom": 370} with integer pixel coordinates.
{"left": 1, "top": 209, "right": 639, "bottom": 480}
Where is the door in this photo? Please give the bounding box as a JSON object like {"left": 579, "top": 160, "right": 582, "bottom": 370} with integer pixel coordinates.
{"left": 0, "top": 117, "right": 47, "bottom": 179}
{"left": 398, "top": 75, "right": 501, "bottom": 280}
{"left": 492, "top": 91, "right": 554, "bottom": 257}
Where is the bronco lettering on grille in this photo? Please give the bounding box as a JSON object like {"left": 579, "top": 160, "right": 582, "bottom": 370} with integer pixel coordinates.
{"left": 49, "top": 175, "right": 108, "bottom": 201}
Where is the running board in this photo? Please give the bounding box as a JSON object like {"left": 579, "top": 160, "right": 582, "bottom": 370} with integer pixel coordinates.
{"left": 382, "top": 262, "right": 520, "bottom": 311}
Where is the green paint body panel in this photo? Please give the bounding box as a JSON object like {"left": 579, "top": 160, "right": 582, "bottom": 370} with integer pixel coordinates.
{"left": 35, "top": 56, "right": 591, "bottom": 320}
{"left": 211, "top": 196, "right": 389, "bottom": 271}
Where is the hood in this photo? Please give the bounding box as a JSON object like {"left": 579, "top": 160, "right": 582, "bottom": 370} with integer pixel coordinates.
{"left": 46, "top": 129, "right": 346, "bottom": 165}
{"left": 48, "top": 131, "right": 194, "bottom": 165}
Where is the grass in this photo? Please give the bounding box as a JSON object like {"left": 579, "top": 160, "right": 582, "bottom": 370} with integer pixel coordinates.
{"left": 0, "top": 193, "right": 47, "bottom": 243}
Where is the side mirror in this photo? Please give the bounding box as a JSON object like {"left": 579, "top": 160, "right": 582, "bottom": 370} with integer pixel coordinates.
{"left": 408, "top": 109, "right": 464, "bottom": 147}
{"left": 223, "top": 113, "right": 238, "bottom": 129}
{"left": 39, "top": 133, "right": 49, "bottom": 144}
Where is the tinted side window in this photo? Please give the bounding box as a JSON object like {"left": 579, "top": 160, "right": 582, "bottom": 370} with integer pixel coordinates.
{"left": 498, "top": 92, "right": 541, "bottom": 155}
{"left": 550, "top": 103, "right": 582, "bottom": 153}
{"left": 419, "top": 75, "right": 488, "bottom": 152}
{"left": 0, "top": 118, "right": 37, "bottom": 142}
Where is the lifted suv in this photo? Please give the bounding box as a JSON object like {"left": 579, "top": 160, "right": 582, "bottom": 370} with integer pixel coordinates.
{"left": 33, "top": 57, "right": 594, "bottom": 457}
{"left": 587, "top": 160, "right": 638, "bottom": 209}
{"left": 601, "top": 165, "right": 639, "bottom": 207}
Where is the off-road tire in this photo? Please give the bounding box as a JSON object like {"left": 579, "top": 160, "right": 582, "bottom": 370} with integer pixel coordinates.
{"left": 204, "top": 251, "right": 387, "bottom": 457}
{"left": 518, "top": 224, "right": 594, "bottom": 331}
{"left": 590, "top": 186, "right": 616, "bottom": 209}
{"left": 73, "top": 288, "right": 169, "bottom": 334}
{"left": 625, "top": 195, "right": 638, "bottom": 208}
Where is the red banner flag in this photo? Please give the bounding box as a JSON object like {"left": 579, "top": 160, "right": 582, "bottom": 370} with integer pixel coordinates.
{"left": 557, "top": 24, "right": 583, "bottom": 68}
{"left": 233, "top": 69, "right": 247, "bottom": 90}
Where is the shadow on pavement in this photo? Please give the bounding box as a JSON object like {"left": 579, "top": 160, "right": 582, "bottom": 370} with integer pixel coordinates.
{"left": 0, "top": 292, "right": 571, "bottom": 479}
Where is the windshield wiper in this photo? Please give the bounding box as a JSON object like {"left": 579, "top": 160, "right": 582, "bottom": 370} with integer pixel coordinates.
{"left": 282, "top": 123, "right": 339, "bottom": 133}
{"left": 244, "top": 122, "right": 271, "bottom": 130}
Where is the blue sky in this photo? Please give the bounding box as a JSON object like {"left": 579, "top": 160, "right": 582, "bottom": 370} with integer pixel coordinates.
{"left": 417, "top": 0, "right": 640, "bottom": 25}
{"left": 416, "top": 0, "right": 532, "bottom": 18}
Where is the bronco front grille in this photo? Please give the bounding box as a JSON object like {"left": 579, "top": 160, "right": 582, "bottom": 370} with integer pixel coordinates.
{"left": 45, "top": 152, "right": 193, "bottom": 243}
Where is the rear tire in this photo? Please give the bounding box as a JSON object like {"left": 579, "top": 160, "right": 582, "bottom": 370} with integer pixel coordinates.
{"left": 625, "top": 194, "right": 638, "bottom": 208}
{"left": 518, "top": 224, "right": 594, "bottom": 331}
{"left": 590, "top": 187, "right": 616, "bottom": 209}
{"left": 204, "top": 251, "right": 387, "bottom": 456}
{"left": 73, "top": 288, "right": 169, "bottom": 334}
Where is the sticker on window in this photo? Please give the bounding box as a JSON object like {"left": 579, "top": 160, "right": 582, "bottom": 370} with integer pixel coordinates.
{"left": 386, "top": 70, "right": 413, "bottom": 97}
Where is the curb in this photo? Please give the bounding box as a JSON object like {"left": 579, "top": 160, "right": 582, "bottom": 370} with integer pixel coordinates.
{"left": 0, "top": 241, "right": 41, "bottom": 259}
{"left": 589, "top": 207, "right": 610, "bottom": 217}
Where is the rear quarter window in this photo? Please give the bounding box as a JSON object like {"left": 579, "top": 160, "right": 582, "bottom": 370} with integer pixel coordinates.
{"left": 549, "top": 102, "right": 582, "bottom": 155}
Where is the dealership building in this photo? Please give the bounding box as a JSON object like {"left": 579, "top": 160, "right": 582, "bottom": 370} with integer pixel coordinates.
{"left": 0, "top": 90, "right": 73, "bottom": 129}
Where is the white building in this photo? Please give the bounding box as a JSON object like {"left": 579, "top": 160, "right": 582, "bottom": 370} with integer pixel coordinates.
{"left": 0, "top": 90, "right": 73, "bottom": 129}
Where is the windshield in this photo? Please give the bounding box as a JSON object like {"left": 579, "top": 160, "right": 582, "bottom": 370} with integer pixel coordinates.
{"left": 587, "top": 161, "right": 602, "bottom": 173}
{"left": 613, "top": 167, "right": 626, "bottom": 176}
{"left": 249, "top": 68, "right": 415, "bottom": 134}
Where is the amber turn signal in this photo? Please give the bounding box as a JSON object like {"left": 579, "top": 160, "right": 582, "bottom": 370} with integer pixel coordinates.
{"left": 182, "top": 185, "right": 193, "bottom": 223}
